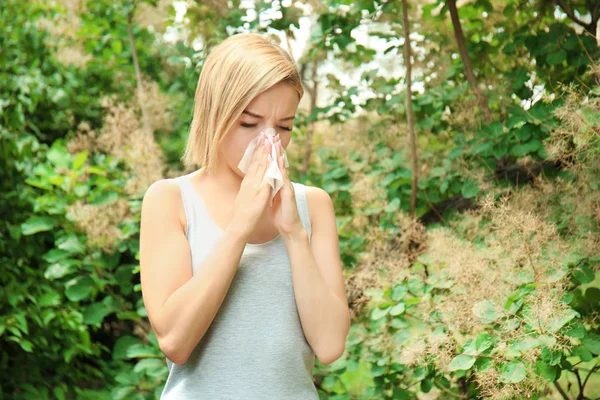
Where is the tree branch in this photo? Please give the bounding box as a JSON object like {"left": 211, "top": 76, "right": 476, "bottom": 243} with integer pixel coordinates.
{"left": 554, "top": 381, "right": 570, "bottom": 400}
{"left": 446, "top": 0, "right": 493, "bottom": 124}
{"left": 575, "top": 369, "right": 584, "bottom": 396}
{"left": 582, "top": 364, "right": 600, "bottom": 393}
{"left": 401, "top": 0, "right": 419, "bottom": 217}
{"left": 557, "top": 0, "right": 590, "bottom": 27}
{"left": 127, "top": 8, "right": 152, "bottom": 133}
{"left": 556, "top": 0, "right": 599, "bottom": 35}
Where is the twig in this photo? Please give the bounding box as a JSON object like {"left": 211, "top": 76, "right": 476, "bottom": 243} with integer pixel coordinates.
{"left": 554, "top": 381, "right": 570, "bottom": 400}
{"left": 582, "top": 363, "right": 600, "bottom": 392}
{"left": 126, "top": 6, "right": 152, "bottom": 133}
{"left": 557, "top": 0, "right": 591, "bottom": 28}
{"left": 575, "top": 369, "right": 584, "bottom": 395}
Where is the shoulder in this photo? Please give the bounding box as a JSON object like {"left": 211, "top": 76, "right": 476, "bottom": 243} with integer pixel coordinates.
{"left": 141, "top": 178, "right": 186, "bottom": 232}
{"left": 301, "top": 184, "right": 335, "bottom": 228}
{"left": 143, "top": 178, "right": 182, "bottom": 204}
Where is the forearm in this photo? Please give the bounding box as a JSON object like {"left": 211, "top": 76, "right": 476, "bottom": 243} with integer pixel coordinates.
{"left": 157, "top": 225, "right": 247, "bottom": 364}
{"left": 282, "top": 229, "right": 350, "bottom": 364}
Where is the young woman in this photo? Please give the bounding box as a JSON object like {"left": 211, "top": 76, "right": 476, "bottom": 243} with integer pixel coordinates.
{"left": 139, "top": 33, "right": 350, "bottom": 399}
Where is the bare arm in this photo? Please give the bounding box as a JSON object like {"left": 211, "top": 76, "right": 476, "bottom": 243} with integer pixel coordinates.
{"left": 281, "top": 186, "right": 350, "bottom": 365}
{"left": 139, "top": 178, "right": 247, "bottom": 365}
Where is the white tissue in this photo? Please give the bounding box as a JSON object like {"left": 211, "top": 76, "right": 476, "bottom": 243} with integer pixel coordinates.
{"left": 237, "top": 127, "right": 289, "bottom": 206}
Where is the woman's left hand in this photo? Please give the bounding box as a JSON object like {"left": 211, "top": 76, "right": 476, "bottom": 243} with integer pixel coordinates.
{"left": 269, "top": 134, "right": 305, "bottom": 237}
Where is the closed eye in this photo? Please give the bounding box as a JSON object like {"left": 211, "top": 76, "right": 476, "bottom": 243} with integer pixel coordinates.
{"left": 240, "top": 123, "right": 292, "bottom": 131}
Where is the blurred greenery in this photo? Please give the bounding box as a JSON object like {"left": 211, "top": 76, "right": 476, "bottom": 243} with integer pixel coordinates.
{"left": 1, "top": 0, "right": 599, "bottom": 399}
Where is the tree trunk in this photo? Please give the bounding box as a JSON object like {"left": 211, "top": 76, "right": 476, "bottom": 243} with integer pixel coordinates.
{"left": 127, "top": 10, "right": 151, "bottom": 133}
{"left": 401, "top": 0, "right": 419, "bottom": 217}
{"left": 447, "top": 0, "right": 493, "bottom": 124}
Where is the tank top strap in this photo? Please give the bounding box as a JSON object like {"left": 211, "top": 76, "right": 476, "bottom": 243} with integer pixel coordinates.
{"left": 173, "top": 174, "right": 197, "bottom": 237}
{"left": 292, "top": 182, "right": 312, "bottom": 244}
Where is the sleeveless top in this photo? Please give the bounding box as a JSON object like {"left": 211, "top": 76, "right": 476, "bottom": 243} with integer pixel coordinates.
{"left": 159, "top": 173, "right": 319, "bottom": 400}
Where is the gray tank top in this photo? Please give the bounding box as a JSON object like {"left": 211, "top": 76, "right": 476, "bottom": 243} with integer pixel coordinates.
{"left": 160, "top": 173, "right": 319, "bottom": 399}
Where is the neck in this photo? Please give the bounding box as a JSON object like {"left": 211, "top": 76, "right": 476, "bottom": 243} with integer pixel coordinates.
{"left": 203, "top": 155, "right": 243, "bottom": 195}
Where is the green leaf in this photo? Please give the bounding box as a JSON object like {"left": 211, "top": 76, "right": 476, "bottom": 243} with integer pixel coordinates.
{"left": 541, "top": 347, "right": 562, "bottom": 366}
{"left": 461, "top": 179, "right": 480, "bottom": 199}
{"left": 389, "top": 303, "right": 405, "bottom": 316}
{"left": 407, "top": 275, "right": 425, "bottom": 295}
{"left": 371, "top": 306, "right": 392, "bottom": 320}
{"left": 511, "top": 140, "right": 542, "bottom": 156}
{"left": 391, "top": 284, "right": 408, "bottom": 301}
{"left": 38, "top": 291, "right": 61, "bottom": 307}
{"left": 534, "top": 360, "right": 558, "bottom": 382}
{"left": 483, "top": 121, "right": 503, "bottom": 137}
{"left": 43, "top": 249, "right": 70, "bottom": 263}
{"left": 565, "top": 321, "right": 586, "bottom": 338}
{"left": 111, "top": 386, "right": 136, "bottom": 400}
{"left": 47, "top": 141, "right": 70, "bottom": 168}
{"left": 19, "top": 339, "right": 33, "bottom": 353}
{"left": 89, "top": 191, "right": 119, "bottom": 206}
{"left": 582, "top": 335, "right": 600, "bottom": 355}
{"left": 464, "top": 332, "right": 493, "bottom": 355}
{"left": 510, "top": 337, "right": 544, "bottom": 352}
{"left": 44, "top": 261, "right": 76, "bottom": 280}
{"left": 385, "top": 198, "right": 400, "bottom": 213}
{"left": 133, "top": 358, "right": 166, "bottom": 378}
{"left": 57, "top": 234, "right": 86, "bottom": 254}
{"left": 572, "top": 345, "right": 593, "bottom": 362}
{"left": 126, "top": 343, "right": 162, "bottom": 359}
{"left": 448, "top": 355, "right": 476, "bottom": 371}
{"left": 65, "top": 276, "right": 94, "bottom": 302}
{"left": 546, "top": 309, "right": 578, "bottom": 332}
{"left": 546, "top": 49, "right": 566, "bottom": 65}
{"left": 572, "top": 262, "right": 595, "bottom": 284}
{"left": 113, "top": 335, "right": 141, "bottom": 360}
{"left": 72, "top": 151, "right": 88, "bottom": 170}
{"left": 500, "top": 361, "right": 527, "bottom": 383}
{"left": 421, "top": 377, "right": 433, "bottom": 392}
{"left": 53, "top": 386, "right": 66, "bottom": 400}
{"left": 83, "top": 303, "right": 112, "bottom": 325}
{"left": 472, "top": 300, "right": 503, "bottom": 323}
{"left": 21, "top": 216, "right": 56, "bottom": 235}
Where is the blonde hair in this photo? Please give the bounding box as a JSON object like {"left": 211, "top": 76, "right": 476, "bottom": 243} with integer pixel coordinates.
{"left": 182, "top": 33, "right": 304, "bottom": 174}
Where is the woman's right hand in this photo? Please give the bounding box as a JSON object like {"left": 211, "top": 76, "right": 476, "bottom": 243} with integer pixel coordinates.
{"left": 231, "top": 131, "right": 273, "bottom": 239}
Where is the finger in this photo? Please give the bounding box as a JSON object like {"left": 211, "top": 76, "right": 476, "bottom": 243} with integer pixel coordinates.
{"left": 275, "top": 135, "right": 281, "bottom": 159}
{"left": 262, "top": 139, "right": 273, "bottom": 170}
{"left": 249, "top": 132, "right": 265, "bottom": 167}
{"left": 254, "top": 139, "right": 271, "bottom": 179}
{"left": 276, "top": 141, "right": 283, "bottom": 171}
{"left": 280, "top": 153, "right": 288, "bottom": 181}
{"left": 248, "top": 132, "right": 266, "bottom": 178}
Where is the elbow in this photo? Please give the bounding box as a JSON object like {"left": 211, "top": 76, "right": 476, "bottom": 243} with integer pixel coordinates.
{"left": 158, "top": 334, "right": 190, "bottom": 365}
{"left": 317, "top": 342, "right": 346, "bottom": 365}
{"left": 316, "top": 307, "right": 351, "bottom": 365}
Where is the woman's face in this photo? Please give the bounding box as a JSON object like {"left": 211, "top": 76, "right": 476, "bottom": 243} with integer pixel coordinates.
{"left": 220, "top": 81, "right": 300, "bottom": 178}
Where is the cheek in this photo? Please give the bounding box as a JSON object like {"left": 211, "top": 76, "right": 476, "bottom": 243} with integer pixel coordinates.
{"left": 278, "top": 134, "right": 291, "bottom": 150}
{"left": 222, "top": 129, "right": 259, "bottom": 162}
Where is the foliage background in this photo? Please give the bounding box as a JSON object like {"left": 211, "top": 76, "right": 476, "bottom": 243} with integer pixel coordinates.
{"left": 1, "top": 0, "right": 599, "bottom": 399}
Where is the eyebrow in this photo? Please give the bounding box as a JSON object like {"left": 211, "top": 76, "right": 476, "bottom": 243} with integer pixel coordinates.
{"left": 242, "top": 110, "right": 295, "bottom": 121}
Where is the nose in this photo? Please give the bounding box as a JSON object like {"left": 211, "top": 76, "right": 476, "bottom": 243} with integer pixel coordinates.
{"left": 264, "top": 127, "right": 277, "bottom": 137}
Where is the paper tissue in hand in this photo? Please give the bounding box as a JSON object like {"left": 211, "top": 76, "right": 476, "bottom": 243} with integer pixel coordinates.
{"left": 237, "top": 127, "right": 289, "bottom": 206}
